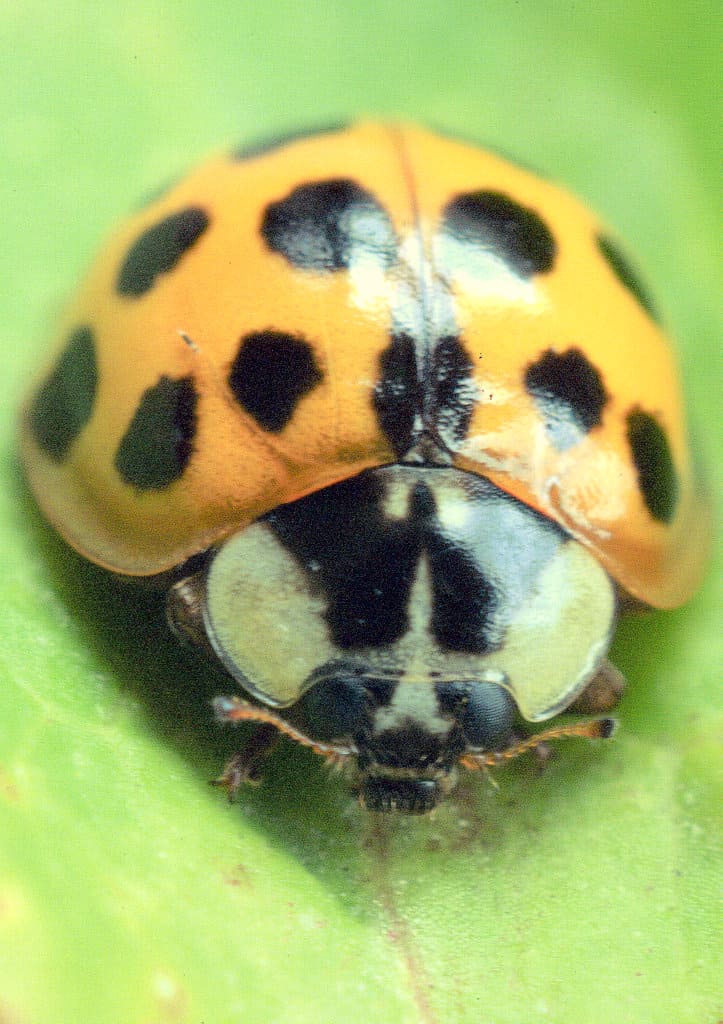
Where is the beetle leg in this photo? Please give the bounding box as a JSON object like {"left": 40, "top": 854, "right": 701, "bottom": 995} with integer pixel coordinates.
{"left": 211, "top": 724, "right": 280, "bottom": 800}
{"left": 569, "top": 659, "right": 626, "bottom": 714}
{"left": 459, "top": 717, "right": 615, "bottom": 771}
{"left": 212, "top": 695, "right": 356, "bottom": 799}
{"left": 166, "top": 571, "right": 213, "bottom": 653}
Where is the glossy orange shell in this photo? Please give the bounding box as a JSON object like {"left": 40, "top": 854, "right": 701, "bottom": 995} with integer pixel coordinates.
{"left": 21, "top": 122, "right": 709, "bottom": 608}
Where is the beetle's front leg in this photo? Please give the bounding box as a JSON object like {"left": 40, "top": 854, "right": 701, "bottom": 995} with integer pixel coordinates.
{"left": 212, "top": 695, "right": 356, "bottom": 800}
{"left": 211, "top": 723, "right": 280, "bottom": 801}
{"left": 569, "top": 659, "right": 626, "bottom": 715}
{"left": 166, "top": 571, "right": 213, "bottom": 653}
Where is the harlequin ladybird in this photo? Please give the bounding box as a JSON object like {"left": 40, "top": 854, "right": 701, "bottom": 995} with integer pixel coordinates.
{"left": 22, "top": 123, "right": 710, "bottom": 813}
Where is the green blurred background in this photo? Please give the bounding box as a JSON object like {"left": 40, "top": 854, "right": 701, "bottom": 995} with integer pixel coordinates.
{"left": 1, "top": 3, "right": 720, "bottom": 1022}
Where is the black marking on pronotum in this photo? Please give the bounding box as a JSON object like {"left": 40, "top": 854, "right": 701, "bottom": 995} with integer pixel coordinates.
{"left": 430, "top": 335, "right": 476, "bottom": 447}
{"left": 373, "top": 333, "right": 422, "bottom": 457}
{"left": 441, "top": 191, "right": 556, "bottom": 278}
{"left": 232, "top": 122, "right": 348, "bottom": 161}
{"left": 260, "top": 179, "right": 397, "bottom": 272}
{"left": 117, "top": 207, "right": 210, "bottom": 297}
{"left": 626, "top": 407, "right": 679, "bottom": 523}
{"left": 228, "top": 330, "right": 322, "bottom": 432}
{"left": 268, "top": 473, "right": 421, "bottom": 648}
{"left": 115, "top": 375, "right": 198, "bottom": 489}
{"left": 597, "top": 234, "right": 659, "bottom": 322}
{"left": 28, "top": 325, "right": 98, "bottom": 461}
{"left": 266, "top": 472, "right": 505, "bottom": 653}
{"left": 525, "top": 348, "right": 609, "bottom": 451}
{"left": 426, "top": 526, "right": 499, "bottom": 652}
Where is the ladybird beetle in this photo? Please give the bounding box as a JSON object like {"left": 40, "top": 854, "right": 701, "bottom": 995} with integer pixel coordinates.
{"left": 21, "top": 123, "right": 710, "bottom": 813}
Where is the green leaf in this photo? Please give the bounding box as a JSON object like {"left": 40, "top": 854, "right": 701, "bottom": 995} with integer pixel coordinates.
{"left": 1, "top": 3, "right": 720, "bottom": 1022}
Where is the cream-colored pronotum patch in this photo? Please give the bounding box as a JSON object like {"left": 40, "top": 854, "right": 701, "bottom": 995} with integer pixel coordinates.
{"left": 204, "top": 524, "right": 337, "bottom": 706}
{"left": 204, "top": 505, "right": 615, "bottom": 721}
{"left": 493, "top": 541, "right": 615, "bottom": 720}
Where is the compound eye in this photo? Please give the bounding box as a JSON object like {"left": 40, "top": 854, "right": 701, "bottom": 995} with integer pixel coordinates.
{"left": 294, "top": 672, "right": 367, "bottom": 742}
{"left": 462, "top": 683, "right": 516, "bottom": 750}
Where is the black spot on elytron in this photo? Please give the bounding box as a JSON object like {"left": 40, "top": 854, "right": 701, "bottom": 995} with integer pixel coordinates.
{"left": 430, "top": 336, "right": 476, "bottom": 447}
{"left": 231, "top": 122, "right": 348, "bottom": 161}
{"left": 117, "top": 207, "right": 209, "bottom": 297}
{"left": 228, "top": 330, "right": 322, "bottom": 432}
{"left": 626, "top": 408, "right": 679, "bottom": 522}
{"left": 373, "top": 333, "right": 422, "bottom": 457}
{"left": 28, "top": 325, "right": 97, "bottom": 461}
{"left": 261, "top": 179, "right": 397, "bottom": 272}
{"left": 115, "top": 375, "right": 198, "bottom": 489}
{"left": 461, "top": 683, "right": 516, "bottom": 750}
{"left": 373, "top": 334, "right": 475, "bottom": 457}
{"left": 441, "top": 191, "right": 556, "bottom": 278}
{"left": 597, "top": 234, "right": 658, "bottom": 322}
{"left": 525, "top": 348, "right": 609, "bottom": 451}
